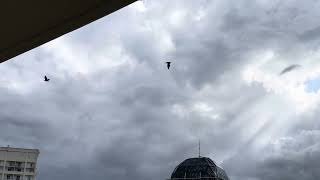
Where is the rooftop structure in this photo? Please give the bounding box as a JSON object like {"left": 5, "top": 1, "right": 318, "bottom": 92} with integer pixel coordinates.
{"left": 0, "top": 146, "right": 40, "bottom": 180}
{"left": 168, "top": 156, "right": 229, "bottom": 180}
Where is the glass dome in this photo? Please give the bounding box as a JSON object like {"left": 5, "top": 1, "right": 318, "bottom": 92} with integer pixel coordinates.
{"left": 169, "top": 157, "right": 229, "bottom": 180}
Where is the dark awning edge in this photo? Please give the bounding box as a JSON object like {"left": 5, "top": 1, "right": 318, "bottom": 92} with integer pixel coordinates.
{"left": 0, "top": 0, "right": 137, "bottom": 63}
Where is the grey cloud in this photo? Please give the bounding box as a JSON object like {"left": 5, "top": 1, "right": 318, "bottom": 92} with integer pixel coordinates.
{"left": 223, "top": 107, "right": 320, "bottom": 180}
{"left": 1, "top": 0, "right": 320, "bottom": 180}
{"left": 299, "top": 26, "right": 320, "bottom": 42}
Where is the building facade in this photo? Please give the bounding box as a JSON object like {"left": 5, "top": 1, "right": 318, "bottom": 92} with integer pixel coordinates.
{"left": 168, "top": 156, "right": 229, "bottom": 180}
{"left": 0, "top": 147, "right": 39, "bottom": 180}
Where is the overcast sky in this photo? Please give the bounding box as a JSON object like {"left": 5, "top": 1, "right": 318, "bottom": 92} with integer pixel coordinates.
{"left": 2, "top": 0, "right": 320, "bottom": 179}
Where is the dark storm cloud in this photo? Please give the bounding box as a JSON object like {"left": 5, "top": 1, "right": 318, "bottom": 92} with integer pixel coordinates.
{"left": 0, "top": 57, "right": 197, "bottom": 180}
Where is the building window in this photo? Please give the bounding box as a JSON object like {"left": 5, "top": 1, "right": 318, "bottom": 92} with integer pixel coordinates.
{"left": 15, "top": 167, "right": 22, "bottom": 172}
{"left": 26, "top": 163, "right": 32, "bottom": 168}
{"left": 16, "top": 176, "right": 20, "bottom": 180}
{"left": 7, "top": 175, "right": 12, "bottom": 179}
{"left": 25, "top": 176, "right": 32, "bottom": 180}
{"left": 25, "top": 168, "right": 34, "bottom": 172}
{"left": 9, "top": 161, "right": 15, "bottom": 166}
{"left": 16, "top": 162, "right": 22, "bottom": 167}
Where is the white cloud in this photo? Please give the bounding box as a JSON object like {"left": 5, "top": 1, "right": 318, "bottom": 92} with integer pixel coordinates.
{"left": 243, "top": 50, "right": 320, "bottom": 113}
{"left": 131, "top": 1, "right": 147, "bottom": 13}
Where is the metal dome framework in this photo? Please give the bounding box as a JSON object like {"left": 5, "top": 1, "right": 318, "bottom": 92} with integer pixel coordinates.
{"left": 168, "top": 157, "right": 229, "bottom": 180}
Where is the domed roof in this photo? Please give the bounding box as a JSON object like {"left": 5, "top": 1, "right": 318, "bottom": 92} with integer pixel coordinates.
{"left": 170, "top": 157, "right": 229, "bottom": 180}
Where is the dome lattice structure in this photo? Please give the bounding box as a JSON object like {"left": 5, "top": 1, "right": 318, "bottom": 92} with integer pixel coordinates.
{"left": 168, "top": 157, "right": 229, "bottom": 180}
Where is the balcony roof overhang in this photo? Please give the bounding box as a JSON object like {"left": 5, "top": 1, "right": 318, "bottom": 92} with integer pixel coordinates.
{"left": 0, "top": 0, "right": 137, "bottom": 63}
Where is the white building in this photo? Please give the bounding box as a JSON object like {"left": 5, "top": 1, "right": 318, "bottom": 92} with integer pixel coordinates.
{"left": 0, "top": 147, "right": 39, "bottom": 180}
